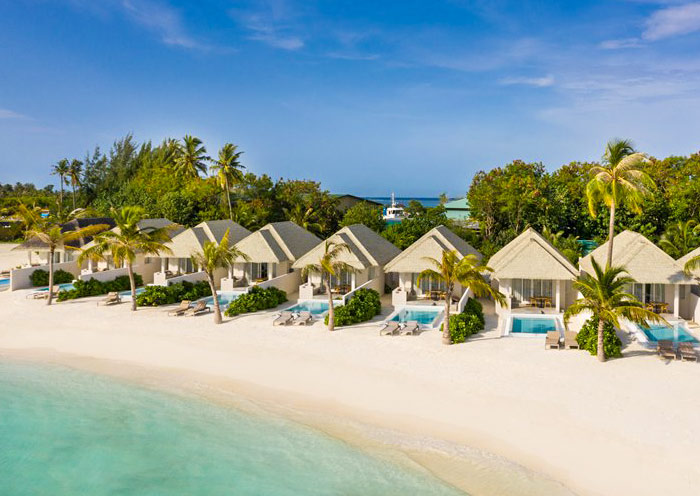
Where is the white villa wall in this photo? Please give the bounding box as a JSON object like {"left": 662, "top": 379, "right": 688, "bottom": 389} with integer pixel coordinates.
{"left": 258, "top": 271, "right": 301, "bottom": 295}
{"left": 79, "top": 267, "right": 128, "bottom": 282}
{"left": 689, "top": 292, "right": 700, "bottom": 324}
{"left": 10, "top": 261, "right": 80, "bottom": 291}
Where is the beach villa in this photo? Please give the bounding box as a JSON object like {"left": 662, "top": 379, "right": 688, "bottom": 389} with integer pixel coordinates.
{"left": 384, "top": 225, "right": 481, "bottom": 307}
{"left": 221, "top": 221, "right": 321, "bottom": 294}
{"left": 153, "top": 220, "right": 251, "bottom": 287}
{"left": 579, "top": 230, "right": 695, "bottom": 319}
{"left": 292, "top": 224, "right": 401, "bottom": 300}
{"left": 488, "top": 228, "right": 579, "bottom": 317}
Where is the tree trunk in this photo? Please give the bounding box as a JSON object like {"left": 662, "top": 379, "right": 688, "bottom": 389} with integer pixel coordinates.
{"left": 72, "top": 182, "right": 76, "bottom": 211}
{"left": 326, "top": 273, "right": 334, "bottom": 331}
{"left": 47, "top": 248, "right": 55, "bottom": 306}
{"left": 225, "top": 176, "right": 233, "bottom": 221}
{"left": 597, "top": 318, "right": 606, "bottom": 362}
{"left": 59, "top": 178, "right": 64, "bottom": 212}
{"left": 127, "top": 262, "right": 137, "bottom": 311}
{"left": 209, "top": 273, "right": 222, "bottom": 324}
{"left": 443, "top": 286, "right": 452, "bottom": 345}
{"left": 606, "top": 202, "right": 616, "bottom": 268}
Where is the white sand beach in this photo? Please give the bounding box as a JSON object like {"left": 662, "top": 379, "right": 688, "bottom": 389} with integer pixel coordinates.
{"left": 1, "top": 287, "right": 699, "bottom": 496}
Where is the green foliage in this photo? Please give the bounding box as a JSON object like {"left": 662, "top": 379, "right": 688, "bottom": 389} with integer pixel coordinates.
{"left": 341, "top": 202, "right": 385, "bottom": 233}
{"left": 576, "top": 316, "right": 622, "bottom": 358}
{"left": 224, "top": 286, "right": 287, "bottom": 316}
{"left": 30, "top": 268, "right": 74, "bottom": 286}
{"left": 447, "top": 298, "right": 486, "bottom": 343}
{"left": 324, "top": 288, "right": 382, "bottom": 327}
{"left": 135, "top": 280, "right": 211, "bottom": 306}
{"left": 382, "top": 206, "right": 448, "bottom": 249}
{"left": 57, "top": 274, "right": 143, "bottom": 301}
{"left": 463, "top": 298, "right": 485, "bottom": 326}
{"left": 0, "top": 221, "right": 23, "bottom": 241}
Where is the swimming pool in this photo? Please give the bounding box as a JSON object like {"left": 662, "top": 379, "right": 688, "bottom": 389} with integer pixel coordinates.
{"left": 0, "top": 278, "right": 8, "bottom": 290}
{"left": 506, "top": 315, "right": 561, "bottom": 336}
{"left": 636, "top": 322, "right": 698, "bottom": 345}
{"left": 388, "top": 306, "right": 443, "bottom": 327}
{"left": 285, "top": 300, "right": 332, "bottom": 316}
{"left": 201, "top": 291, "right": 245, "bottom": 307}
{"left": 118, "top": 287, "right": 146, "bottom": 301}
{"left": 35, "top": 283, "right": 75, "bottom": 292}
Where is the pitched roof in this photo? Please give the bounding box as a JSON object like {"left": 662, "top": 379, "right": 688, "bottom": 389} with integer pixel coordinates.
{"left": 14, "top": 217, "right": 116, "bottom": 251}
{"left": 443, "top": 198, "right": 469, "bottom": 210}
{"left": 292, "top": 224, "right": 401, "bottom": 270}
{"left": 384, "top": 225, "right": 481, "bottom": 273}
{"left": 81, "top": 218, "right": 185, "bottom": 250}
{"left": 167, "top": 220, "right": 251, "bottom": 258}
{"left": 677, "top": 247, "right": 700, "bottom": 278}
{"left": 579, "top": 230, "right": 693, "bottom": 284}
{"left": 197, "top": 220, "right": 250, "bottom": 245}
{"left": 234, "top": 221, "right": 321, "bottom": 263}
{"left": 488, "top": 228, "right": 578, "bottom": 280}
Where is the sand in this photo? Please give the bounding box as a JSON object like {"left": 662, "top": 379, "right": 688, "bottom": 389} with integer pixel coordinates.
{"left": 1, "top": 286, "right": 699, "bottom": 496}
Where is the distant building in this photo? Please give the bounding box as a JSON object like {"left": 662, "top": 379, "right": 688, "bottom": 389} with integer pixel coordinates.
{"left": 443, "top": 198, "right": 470, "bottom": 221}
{"left": 332, "top": 194, "right": 383, "bottom": 214}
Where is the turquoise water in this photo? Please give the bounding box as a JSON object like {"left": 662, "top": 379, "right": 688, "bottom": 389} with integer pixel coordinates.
{"left": 202, "top": 291, "right": 245, "bottom": 307}
{"left": 639, "top": 323, "right": 699, "bottom": 344}
{"left": 36, "top": 282, "right": 75, "bottom": 292}
{"left": 118, "top": 287, "right": 146, "bottom": 300}
{"left": 286, "top": 300, "right": 331, "bottom": 315}
{"left": 0, "top": 359, "right": 466, "bottom": 496}
{"left": 511, "top": 317, "right": 558, "bottom": 334}
{"left": 0, "top": 277, "right": 8, "bottom": 286}
{"left": 390, "top": 308, "right": 442, "bottom": 326}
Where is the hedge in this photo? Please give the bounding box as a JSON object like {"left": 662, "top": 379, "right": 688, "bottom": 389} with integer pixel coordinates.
{"left": 225, "top": 286, "right": 287, "bottom": 316}
{"left": 57, "top": 274, "right": 144, "bottom": 301}
{"left": 135, "top": 281, "right": 212, "bottom": 307}
{"left": 324, "top": 288, "right": 382, "bottom": 327}
{"left": 30, "top": 269, "right": 74, "bottom": 287}
{"left": 446, "top": 297, "right": 485, "bottom": 344}
{"left": 576, "top": 316, "right": 623, "bottom": 358}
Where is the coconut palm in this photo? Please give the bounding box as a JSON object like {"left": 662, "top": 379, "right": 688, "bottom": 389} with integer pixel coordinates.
{"left": 67, "top": 159, "right": 83, "bottom": 211}
{"left": 417, "top": 251, "right": 505, "bottom": 345}
{"left": 79, "top": 206, "right": 174, "bottom": 311}
{"left": 659, "top": 220, "right": 699, "bottom": 259}
{"left": 51, "top": 159, "right": 70, "bottom": 212}
{"left": 210, "top": 143, "right": 245, "bottom": 220}
{"left": 283, "top": 203, "right": 322, "bottom": 235}
{"left": 174, "top": 135, "right": 209, "bottom": 179}
{"left": 190, "top": 229, "right": 249, "bottom": 324}
{"left": 20, "top": 206, "right": 108, "bottom": 306}
{"left": 586, "top": 139, "right": 655, "bottom": 267}
{"left": 301, "top": 241, "right": 354, "bottom": 331}
{"left": 564, "top": 258, "right": 664, "bottom": 362}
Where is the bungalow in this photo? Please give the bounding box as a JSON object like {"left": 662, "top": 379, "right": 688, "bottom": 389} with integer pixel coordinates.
{"left": 384, "top": 225, "right": 481, "bottom": 307}
{"left": 579, "top": 230, "right": 694, "bottom": 319}
{"left": 292, "top": 224, "right": 401, "bottom": 299}
{"left": 488, "top": 228, "right": 579, "bottom": 316}
{"left": 221, "top": 221, "right": 321, "bottom": 294}
{"left": 442, "top": 198, "right": 470, "bottom": 222}
{"left": 153, "top": 220, "right": 251, "bottom": 287}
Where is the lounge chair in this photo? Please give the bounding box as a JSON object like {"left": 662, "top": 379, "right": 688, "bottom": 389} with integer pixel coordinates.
{"left": 99, "top": 292, "right": 121, "bottom": 306}
{"left": 678, "top": 343, "right": 698, "bottom": 362}
{"left": 545, "top": 331, "right": 561, "bottom": 349}
{"left": 379, "top": 321, "right": 400, "bottom": 336}
{"left": 167, "top": 300, "right": 191, "bottom": 316}
{"left": 657, "top": 340, "right": 677, "bottom": 360}
{"left": 293, "top": 311, "right": 313, "bottom": 326}
{"left": 400, "top": 321, "right": 419, "bottom": 336}
{"left": 273, "top": 311, "right": 294, "bottom": 326}
{"left": 564, "top": 331, "right": 579, "bottom": 349}
{"left": 185, "top": 300, "right": 210, "bottom": 317}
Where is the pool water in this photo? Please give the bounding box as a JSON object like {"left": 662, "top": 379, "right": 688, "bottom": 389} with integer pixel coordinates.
{"left": 390, "top": 308, "right": 442, "bottom": 326}
{"left": 36, "top": 283, "right": 75, "bottom": 292}
{"left": 0, "top": 278, "right": 8, "bottom": 286}
{"left": 511, "top": 317, "right": 558, "bottom": 334}
{"left": 639, "top": 323, "right": 698, "bottom": 344}
{"left": 119, "top": 287, "right": 146, "bottom": 301}
{"left": 286, "top": 300, "right": 331, "bottom": 316}
{"left": 202, "top": 291, "right": 245, "bottom": 307}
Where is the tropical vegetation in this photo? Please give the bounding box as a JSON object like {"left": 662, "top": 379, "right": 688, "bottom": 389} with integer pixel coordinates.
{"left": 446, "top": 298, "right": 485, "bottom": 344}
{"left": 30, "top": 268, "right": 74, "bottom": 286}
{"left": 135, "top": 281, "right": 212, "bottom": 307}
{"left": 57, "top": 274, "right": 143, "bottom": 302}
{"left": 324, "top": 288, "right": 381, "bottom": 327}
{"left": 224, "top": 286, "right": 288, "bottom": 317}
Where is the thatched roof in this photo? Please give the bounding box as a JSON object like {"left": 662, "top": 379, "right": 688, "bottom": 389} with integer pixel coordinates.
{"left": 292, "top": 224, "right": 401, "bottom": 270}
{"left": 167, "top": 220, "right": 251, "bottom": 258}
{"left": 678, "top": 247, "right": 700, "bottom": 278}
{"left": 14, "top": 217, "right": 116, "bottom": 251}
{"left": 579, "top": 230, "right": 693, "bottom": 284}
{"left": 384, "top": 225, "right": 480, "bottom": 273}
{"left": 488, "top": 228, "right": 578, "bottom": 280}
{"left": 234, "top": 221, "right": 321, "bottom": 263}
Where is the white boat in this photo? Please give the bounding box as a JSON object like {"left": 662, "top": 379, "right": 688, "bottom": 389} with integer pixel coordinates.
{"left": 383, "top": 193, "right": 406, "bottom": 221}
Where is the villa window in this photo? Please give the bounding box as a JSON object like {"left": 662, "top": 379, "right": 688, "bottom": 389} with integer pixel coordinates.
{"left": 512, "top": 279, "right": 553, "bottom": 302}
{"left": 629, "top": 283, "right": 665, "bottom": 303}
{"left": 368, "top": 267, "right": 376, "bottom": 280}
{"left": 179, "top": 258, "right": 193, "bottom": 274}
{"left": 330, "top": 270, "right": 352, "bottom": 288}
{"left": 417, "top": 274, "right": 446, "bottom": 293}
{"left": 251, "top": 263, "right": 269, "bottom": 281}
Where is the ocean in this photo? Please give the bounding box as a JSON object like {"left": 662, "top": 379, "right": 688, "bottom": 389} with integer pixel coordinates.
{"left": 0, "top": 358, "right": 466, "bottom": 496}
{"left": 365, "top": 197, "right": 442, "bottom": 208}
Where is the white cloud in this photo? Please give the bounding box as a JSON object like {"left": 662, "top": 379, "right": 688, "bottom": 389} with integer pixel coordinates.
{"left": 120, "top": 0, "right": 203, "bottom": 49}
{"left": 643, "top": 2, "right": 700, "bottom": 40}
{"left": 599, "top": 38, "right": 643, "bottom": 49}
{"left": 0, "top": 108, "right": 27, "bottom": 120}
{"left": 500, "top": 75, "right": 555, "bottom": 87}
{"left": 230, "top": 1, "right": 305, "bottom": 51}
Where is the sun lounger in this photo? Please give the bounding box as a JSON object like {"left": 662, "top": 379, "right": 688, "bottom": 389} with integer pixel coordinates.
{"left": 379, "top": 321, "right": 400, "bottom": 336}
{"left": 657, "top": 340, "right": 677, "bottom": 360}
{"left": 545, "top": 331, "right": 561, "bottom": 349}
{"left": 293, "top": 311, "right": 313, "bottom": 326}
{"left": 273, "top": 311, "right": 294, "bottom": 326}
{"left": 185, "top": 300, "right": 210, "bottom": 316}
{"left": 167, "top": 300, "right": 191, "bottom": 316}
{"left": 564, "top": 331, "right": 579, "bottom": 349}
{"left": 678, "top": 343, "right": 698, "bottom": 362}
{"left": 400, "top": 321, "right": 419, "bottom": 335}
{"left": 99, "top": 292, "right": 121, "bottom": 306}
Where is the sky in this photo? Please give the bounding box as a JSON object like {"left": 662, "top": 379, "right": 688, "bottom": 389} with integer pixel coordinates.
{"left": 1, "top": 0, "right": 700, "bottom": 197}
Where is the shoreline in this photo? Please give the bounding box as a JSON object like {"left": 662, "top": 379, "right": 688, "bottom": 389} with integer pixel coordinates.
{"left": 1, "top": 290, "right": 699, "bottom": 495}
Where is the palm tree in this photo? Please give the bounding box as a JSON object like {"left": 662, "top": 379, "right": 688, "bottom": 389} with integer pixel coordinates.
{"left": 564, "top": 258, "right": 664, "bottom": 362}
{"left": 210, "top": 143, "right": 245, "bottom": 220}
{"left": 659, "top": 220, "right": 699, "bottom": 259}
{"left": 283, "top": 203, "right": 322, "bottom": 235}
{"left": 51, "top": 159, "right": 70, "bottom": 212}
{"left": 79, "top": 206, "right": 174, "bottom": 311}
{"left": 174, "top": 135, "right": 209, "bottom": 179}
{"left": 190, "top": 229, "right": 249, "bottom": 324}
{"left": 20, "top": 205, "right": 108, "bottom": 306}
{"left": 417, "top": 251, "right": 505, "bottom": 345}
{"left": 67, "top": 159, "right": 83, "bottom": 211}
{"left": 586, "top": 139, "right": 654, "bottom": 267}
{"left": 302, "top": 241, "right": 354, "bottom": 331}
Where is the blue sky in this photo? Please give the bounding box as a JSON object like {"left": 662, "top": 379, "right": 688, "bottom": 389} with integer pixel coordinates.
{"left": 1, "top": 0, "right": 700, "bottom": 196}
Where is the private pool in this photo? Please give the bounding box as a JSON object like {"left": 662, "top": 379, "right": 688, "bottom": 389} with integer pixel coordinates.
{"left": 634, "top": 321, "right": 699, "bottom": 347}
{"left": 505, "top": 314, "right": 561, "bottom": 336}
{"left": 35, "top": 283, "right": 75, "bottom": 292}
{"left": 388, "top": 306, "right": 443, "bottom": 328}
{"left": 285, "top": 300, "right": 332, "bottom": 316}
{"left": 0, "top": 278, "right": 8, "bottom": 290}
{"left": 201, "top": 291, "right": 246, "bottom": 307}
{"left": 118, "top": 287, "right": 147, "bottom": 301}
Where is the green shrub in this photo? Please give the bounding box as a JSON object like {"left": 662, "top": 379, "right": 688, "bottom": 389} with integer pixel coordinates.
{"left": 225, "top": 286, "right": 287, "bottom": 316}
{"left": 324, "top": 288, "right": 382, "bottom": 327}
{"left": 576, "top": 316, "right": 622, "bottom": 358}
{"left": 135, "top": 280, "right": 212, "bottom": 307}
{"left": 30, "top": 268, "right": 74, "bottom": 286}
{"left": 463, "top": 298, "right": 484, "bottom": 326}
{"left": 448, "top": 312, "right": 483, "bottom": 343}
{"left": 57, "top": 274, "right": 144, "bottom": 301}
